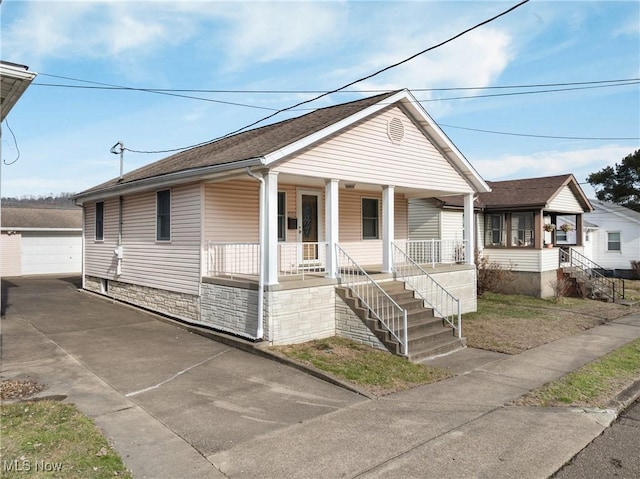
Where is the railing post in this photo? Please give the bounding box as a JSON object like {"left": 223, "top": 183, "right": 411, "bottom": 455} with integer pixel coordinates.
{"left": 457, "top": 300, "right": 462, "bottom": 339}
{"left": 403, "top": 310, "right": 408, "bottom": 356}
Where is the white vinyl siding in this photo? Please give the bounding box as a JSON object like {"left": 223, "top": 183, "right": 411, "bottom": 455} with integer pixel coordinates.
{"left": 86, "top": 183, "right": 202, "bottom": 295}
{"left": 547, "top": 186, "right": 585, "bottom": 213}
{"left": 274, "top": 106, "right": 474, "bottom": 194}
{"left": 441, "top": 210, "right": 463, "bottom": 243}
{"left": 408, "top": 198, "right": 441, "bottom": 240}
{"left": 204, "top": 180, "right": 260, "bottom": 242}
{"left": 85, "top": 198, "right": 120, "bottom": 276}
{"left": 1, "top": 232, "right": 22, "bottom": 276}
{"left": 482, "top": 248, "right": 559, "bottom": 273}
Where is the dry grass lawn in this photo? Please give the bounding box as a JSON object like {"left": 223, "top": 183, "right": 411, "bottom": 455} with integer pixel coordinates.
{"left": 463, "top": 292, "right": 638, "bottom": 354}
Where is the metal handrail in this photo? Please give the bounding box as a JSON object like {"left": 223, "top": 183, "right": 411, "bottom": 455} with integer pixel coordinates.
{"left": 335, "top": 245, "right": 409, "bottom": 356}
{"left": 392, "top": 243, "right": 462, "bottom": 338}
{"left": 560, "top": 248, "right": 625, "bottom": 301}
{"left": 394, "top": 239, "right": 468, "bottom": 267}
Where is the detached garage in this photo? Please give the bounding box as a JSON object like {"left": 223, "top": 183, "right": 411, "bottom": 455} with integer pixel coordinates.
{"left": 1, "top": 207, "right": 82, "bottom": 276}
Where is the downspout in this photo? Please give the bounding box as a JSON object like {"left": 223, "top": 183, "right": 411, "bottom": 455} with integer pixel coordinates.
{"left": 245, "top": 167, "right": 264, "bottom": 340}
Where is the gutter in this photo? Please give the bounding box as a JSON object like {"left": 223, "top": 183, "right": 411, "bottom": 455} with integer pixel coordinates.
{"left": 245, "top": 167, "right": 265, "bottom": 341}
{"left": 74, "top": 157, "right": 264, "bottom": 205}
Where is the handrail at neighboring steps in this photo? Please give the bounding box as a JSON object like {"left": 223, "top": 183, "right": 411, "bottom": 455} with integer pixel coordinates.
{"left": 560, "top": 248, "right": 625, "bottom": 302}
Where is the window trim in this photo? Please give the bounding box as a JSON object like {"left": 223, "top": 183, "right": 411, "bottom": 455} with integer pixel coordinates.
{"left": 509, "top": 211, "right": 534, "bottom": 248}
{"left": 484, "top": 213, "right": 505, "bottom": 247}
{"left": 606, "top": 231, "right": 621, "bottom": 252}
{"left": 95, "top": 201, "right": 104, "bottom": 241}
{"left": 361, "top": 197, "right": 379, "bottom": 240}
{"left": 156, "top": 189, "right": 171, "bottom": 242}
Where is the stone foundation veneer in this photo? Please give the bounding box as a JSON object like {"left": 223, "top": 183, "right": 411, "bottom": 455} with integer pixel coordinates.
{"left": 201, "top": 280, "right": 259, "bottom": 339}
{"left": 84, "top": 275, "right": 199, "bottom": 322}
{"left": 335, "top": 293, "right": 387, "bottom": 351}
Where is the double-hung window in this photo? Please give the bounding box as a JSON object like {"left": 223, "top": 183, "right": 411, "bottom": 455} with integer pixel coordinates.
{"left": 607, "top": 231, "right": 621, "bottom": 251}
{"left": 362, "top": 198, "right": 379, "bottom": 240}
{"left": 95, "top": 201, "right": 104, "bottom": 241}
{"left": 485, "top": 214, "right": 505, "bottom": 246}
{"left": 156, "top": 190, "right": 171, "bottom": 241}
{"left": 510, "top": 212, "right": 533, "bottom": 247}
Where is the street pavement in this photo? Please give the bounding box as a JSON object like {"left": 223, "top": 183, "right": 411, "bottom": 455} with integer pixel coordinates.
{"left": 553, "top": 397, "right": 640, "bottom": 478}
{"left": 2, "top": 276, "right": 640, "bottom": 479}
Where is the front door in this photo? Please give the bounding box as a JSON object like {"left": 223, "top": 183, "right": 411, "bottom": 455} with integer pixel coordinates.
{"left": 297, "top": 191, "right": 321, "bottom": 262}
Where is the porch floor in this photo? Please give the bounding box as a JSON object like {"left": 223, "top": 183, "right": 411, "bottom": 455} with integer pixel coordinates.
{"left": 203, "top": 262, "right": 474, "bottom": 291}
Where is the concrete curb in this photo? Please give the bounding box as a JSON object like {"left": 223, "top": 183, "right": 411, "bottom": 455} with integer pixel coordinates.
{"left": 606, "top": 379, "right": 640, "bottom": 417}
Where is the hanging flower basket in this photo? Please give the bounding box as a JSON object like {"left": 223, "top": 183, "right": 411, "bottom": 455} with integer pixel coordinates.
{"left": 543, "top": 223, "right": 556, "bottom": 232}
{"left": 560, "top": 223, "right": 574, "bottom": 233}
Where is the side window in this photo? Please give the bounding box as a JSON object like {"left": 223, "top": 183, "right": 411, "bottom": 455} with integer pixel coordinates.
{"left": 156, "top": 190, "right": 171, "bottom": 241}
{"left": 95, "top": 201, "right": 104, "bottom": 241}
{"left": 607, "top": 231, "right": 621, "bottom": 251}
{"left": 362, "top": 198, "right": 379, "bottom": 240}
{"left": 277, "top": 191, "right": 286, "bottom": 242}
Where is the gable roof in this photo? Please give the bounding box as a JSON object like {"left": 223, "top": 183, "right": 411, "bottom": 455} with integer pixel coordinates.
{"left": 438, "top": 174, "right": 592, "bottom": 212}
{"left": 76, "top": 89, "right": 489, "bottom": 202}
{"left": 1, "top": 207, "right": 82, "bottom": 230}
{"left": 588, "top": 198, "right": 640, "bottom": 224}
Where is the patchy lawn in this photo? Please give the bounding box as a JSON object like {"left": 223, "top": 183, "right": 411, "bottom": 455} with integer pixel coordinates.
{"left": 0, "top": 400, "right": 132, "bottom": 479}
{"left": 271, "top": 336, "right": 453, "bottom": 397}
{"left": 625, "top": 279, "right": 640, "bottom": 300}
{"left": 463, "top": 293, "right": 636, "bottom": 354}
{"left": 512, "top": 338, "right": 640, "bottom": 408}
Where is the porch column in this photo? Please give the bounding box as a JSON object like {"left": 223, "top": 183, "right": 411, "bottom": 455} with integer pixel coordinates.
{"left": 263, "top": 171, "right": 279, "bottom": 285}
{"left": 464, "top": 193, "right": 475, "bottom": 265}
{"left": 325, "top": 179, "right": 339, "bottom": 279}
{"left": 382, "top": 185, "right": 395, "bottom": 273}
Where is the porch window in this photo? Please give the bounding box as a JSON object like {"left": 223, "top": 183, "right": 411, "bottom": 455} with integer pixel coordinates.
{"left": 607, "top": 231, "right": 621, "bottom": 251}
{"left": 277, "top": 191, "right": 286, "bottom": 241}
{"left": 510, "top": 212, "right": 533, "bottom": 247}
{"left": 95, "top": 201, "right": 104, "bottom": 241}
{"left": 362, "top": 198, "right": 379, "bottom": 240}
{"left": 156, "top": 190, "right": 171, "bottom": 241}
{"left": 485, "top": 214, "right": 505, "bottom": 246}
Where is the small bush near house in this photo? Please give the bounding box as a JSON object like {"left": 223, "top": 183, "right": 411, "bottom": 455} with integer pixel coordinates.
{"left": 475, "top": 250, "right": 514, "bottom": 296}
{"left": 549, "top": 276, "right": 574, "bottom": 303}
{"left": 631, "top": 260, "right": 640, "bottom": 278}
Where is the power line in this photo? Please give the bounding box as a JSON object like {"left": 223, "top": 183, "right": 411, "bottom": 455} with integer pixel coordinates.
{"left": 123, "top": 0, "right": 532, "bottom": 155}
{"left": 439, "top": 123, "right": 640, "bottom": 141}
{"left": 32, "top": 77, "right": 640, "bottom": 94}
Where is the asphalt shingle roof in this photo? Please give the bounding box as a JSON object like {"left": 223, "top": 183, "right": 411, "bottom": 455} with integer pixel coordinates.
{"left": 80, "top": 91, "right": 400, "bottom": 196}
{"left": 1, "top": 207, "right": 82, "bottom": 229}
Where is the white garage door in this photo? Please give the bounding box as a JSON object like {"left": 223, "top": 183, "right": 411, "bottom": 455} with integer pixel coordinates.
{"left": 21, "top": 232, "right": 82, "bottom": 275}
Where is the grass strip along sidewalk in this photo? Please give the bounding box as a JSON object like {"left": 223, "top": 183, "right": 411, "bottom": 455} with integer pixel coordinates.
{"left": 513, "top": 337, "right": 640, "bottom": 408}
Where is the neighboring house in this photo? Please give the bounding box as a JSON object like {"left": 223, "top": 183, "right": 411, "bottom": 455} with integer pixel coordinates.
{"left": 74, "top": 89, "right": 490, "bottom": 359}
{"left": 583, "top": 199, "right": 640, "bottom": 278}
{"left": 410, "top": 174, "right": 593, "bottom": 297}
{"left": 0, "top": 207, "right": 83, "bottom": 276}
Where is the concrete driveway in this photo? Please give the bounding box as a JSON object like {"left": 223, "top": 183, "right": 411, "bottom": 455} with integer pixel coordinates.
{"left": 1, "top": 276, "right": 364, "bottom": 477}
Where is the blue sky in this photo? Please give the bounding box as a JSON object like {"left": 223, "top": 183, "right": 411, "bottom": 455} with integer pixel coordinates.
{"left": 1, "top": 0, "right": 638, "bottom": 199}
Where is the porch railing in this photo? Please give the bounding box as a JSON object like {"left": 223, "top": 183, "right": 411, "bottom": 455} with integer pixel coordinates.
{"left": 560, "top": 248, "right": 625, "bottom": 302}
{"left": 392, "top": 243, "right": 462, "bottom": 338}
{"left": 394, "top": 239, "right": 467, "bottom": 267}
{"left": 208, "top": 242, "right": 260, "bottom": 278}
{"left": 336, "top": 245, "right": 409, "bottom": 356}
{"left": 207, "top": 241, "right": 327, "bottom": 279}
{"left": 278, "top": 242, "right": 327, "bottom": 278}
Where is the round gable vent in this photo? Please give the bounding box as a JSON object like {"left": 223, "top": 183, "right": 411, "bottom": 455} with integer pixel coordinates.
{"left": 387, "top": 117, "right": 405, "bottom": 143}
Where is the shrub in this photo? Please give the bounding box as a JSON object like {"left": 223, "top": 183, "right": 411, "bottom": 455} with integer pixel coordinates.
{"left": 475, "top": 250, "right": 514, "bottom": 296}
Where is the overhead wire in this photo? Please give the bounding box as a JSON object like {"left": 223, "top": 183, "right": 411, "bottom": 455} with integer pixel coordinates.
{"left": 121, "top": 0, "right": 532, "bottom": 154}
{"left": 2, "top": 119, "right": 21, "bottom": 166}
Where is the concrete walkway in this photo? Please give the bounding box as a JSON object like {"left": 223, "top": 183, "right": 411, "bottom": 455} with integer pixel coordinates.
{"left": 2, "top": 276, "right": 640, "bottom": 478}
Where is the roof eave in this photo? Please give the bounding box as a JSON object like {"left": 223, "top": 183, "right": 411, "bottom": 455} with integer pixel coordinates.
{"left": 74, "top": 157, "right": 264, "bottom": 204}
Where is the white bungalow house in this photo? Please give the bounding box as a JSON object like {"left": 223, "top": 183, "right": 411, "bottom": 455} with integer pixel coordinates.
{"left": 583, "top": 199, "right": 640, "bottom": 278}
{"left": 75, "top": 90, "right": 491, "bottom": 360}
{"left": 410, "top": 174, "right": 594, "bottom": 298}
